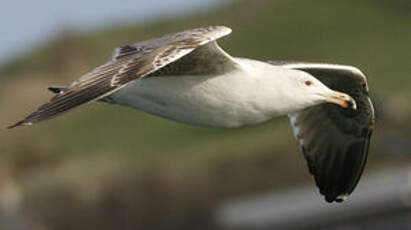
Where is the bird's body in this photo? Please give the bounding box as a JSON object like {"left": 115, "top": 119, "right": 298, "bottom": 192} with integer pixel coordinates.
{"left": 109, "top": 58, "right": 315, "bottom": 128}
{"left": 9, "top": 26, "right": 375, "bottom": 203}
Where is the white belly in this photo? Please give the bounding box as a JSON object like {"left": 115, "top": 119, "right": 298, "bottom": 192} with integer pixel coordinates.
{"left": 109, "top": 71, "right": 277, "bottom": 128}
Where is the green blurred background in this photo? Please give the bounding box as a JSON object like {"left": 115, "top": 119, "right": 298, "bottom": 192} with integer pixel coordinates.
{"left": 1, "top": 0, "right": 411, "bottom": 229}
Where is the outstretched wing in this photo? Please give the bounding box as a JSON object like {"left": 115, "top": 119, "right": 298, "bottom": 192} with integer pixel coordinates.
{"left": 9, "top": 26, "right": 232, "bottom": 128}
{"left": 269, "top": 61, "right": 375, "bottom": 203}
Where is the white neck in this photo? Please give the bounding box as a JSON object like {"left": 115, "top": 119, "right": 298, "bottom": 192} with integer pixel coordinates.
{"left": 234, "top": 58, "right": 318, "bottom": 116}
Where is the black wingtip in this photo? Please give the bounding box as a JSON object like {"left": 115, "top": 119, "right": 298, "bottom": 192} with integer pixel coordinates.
{"left": 324, "top": 193, "right": 348, "bottom": 203}
{"left": 7, "top": 122, "right": 21, "bottom": 129}
{"left": 48, "top": 86, "right": 65, "bottom": 94}
{"left": 325, "top": 195, "right": 338, "bottom": 203}
{"left": 7, "top": 121, "right": 31, "bottom": 129}
{"left": 325, "top": 196, "right": 334, "bottom": 203}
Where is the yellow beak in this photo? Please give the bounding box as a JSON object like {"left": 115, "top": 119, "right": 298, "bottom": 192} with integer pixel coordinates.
{"left": 323, "top": 91, "right": 357, "bottom": 110}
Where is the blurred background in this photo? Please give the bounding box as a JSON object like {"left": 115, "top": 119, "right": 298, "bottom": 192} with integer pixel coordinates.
{"left": 1, "top": 0, "right": 411, "bottom": 229}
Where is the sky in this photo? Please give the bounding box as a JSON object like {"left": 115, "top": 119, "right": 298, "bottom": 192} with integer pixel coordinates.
{"left": 1, "top": 0, "right": 223, "bottom": 64}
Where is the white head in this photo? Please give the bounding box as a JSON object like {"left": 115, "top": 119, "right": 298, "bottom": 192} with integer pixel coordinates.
{"left": 284, "top": 72, "right": 356, "bottom": 112}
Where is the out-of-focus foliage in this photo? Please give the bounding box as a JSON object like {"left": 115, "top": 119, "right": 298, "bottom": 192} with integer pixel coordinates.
{"left": 0, "top": 0, "right": 410, "bottom": 229}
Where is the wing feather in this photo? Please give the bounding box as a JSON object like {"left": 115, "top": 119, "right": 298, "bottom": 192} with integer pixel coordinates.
{"left": 9, "top": 26, "right": 232, "bottom": 128}
{"left": 270, "top": 61, "right": 375, "bottom": 202}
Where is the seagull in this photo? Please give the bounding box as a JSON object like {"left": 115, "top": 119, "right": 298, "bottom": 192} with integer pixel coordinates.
{"left": 8, "top": 26, "right": 375, "bottom": 203}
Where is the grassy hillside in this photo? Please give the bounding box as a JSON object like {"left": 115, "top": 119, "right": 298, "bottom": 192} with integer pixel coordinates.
{"left": 1, "top": 0, "right": 410, "bottom": 229}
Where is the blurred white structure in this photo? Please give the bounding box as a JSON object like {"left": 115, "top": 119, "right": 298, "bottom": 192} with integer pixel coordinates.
{"left": 216, "top": 168, "right": 411, "bottom": 229}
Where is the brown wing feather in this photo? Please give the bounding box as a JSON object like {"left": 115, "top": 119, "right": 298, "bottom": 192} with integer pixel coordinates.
{"left": 8, "top": 26, "right": 231, "bottom": 128}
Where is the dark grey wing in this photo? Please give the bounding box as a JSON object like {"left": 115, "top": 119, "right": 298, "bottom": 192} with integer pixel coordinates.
{"left": 269, "top": 61, "right": 375, "bottom": 203}
{"left": 8, "top": 26, "right": 232, "bottom": 128}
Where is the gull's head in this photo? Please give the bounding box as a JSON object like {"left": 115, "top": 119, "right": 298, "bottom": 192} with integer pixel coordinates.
{"left": 288, "top": 73, "right": 357, "bottom": 111}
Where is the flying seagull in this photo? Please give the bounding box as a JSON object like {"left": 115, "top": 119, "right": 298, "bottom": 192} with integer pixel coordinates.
{"left": 9, "top": 26, "right": 375, "bottom": 203}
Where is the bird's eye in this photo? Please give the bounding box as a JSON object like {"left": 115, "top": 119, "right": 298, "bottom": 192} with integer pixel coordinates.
{"left": 304, "top": 80, "right": 313, "bottom": 86}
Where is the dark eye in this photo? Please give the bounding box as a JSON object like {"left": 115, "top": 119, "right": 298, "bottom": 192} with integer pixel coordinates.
{"left": 304, "top": 80, "right": 313, "bottom": 86}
